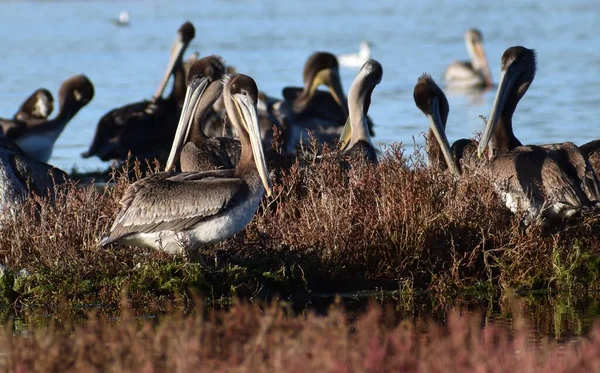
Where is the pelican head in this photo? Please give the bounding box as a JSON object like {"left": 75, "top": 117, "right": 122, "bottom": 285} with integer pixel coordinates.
{"left": 165, "top": 55, "right": 226, "bottom": 171}
{"left": 295, "top": 52, "right": 348, "bottom": 116}
{"left": 413, "top": 74, "right": 461, "bottom": 178}
{"left": 59, "top": 74, "right": 95, "bottom": 112}
{"left": 339, "top": 59, "right": 382, "bottom": 151}
{"left": 465, "top": 28, "right": 492, "bottom": 87}
{"left": 152, "top": 21, "right": 196, "bottom": 101}
{"left": 477, "top": 46, "right": 536, "bottom": 157}
{"left": 223, "top": 74, "right": 272, "bottom": 196}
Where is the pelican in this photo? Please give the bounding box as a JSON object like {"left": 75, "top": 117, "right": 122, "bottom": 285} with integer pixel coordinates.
{"left": 338, "top": 59, "right": 382, "bottom": 165}
{"left": 444, "top": 28, "right": 493, "bottom": 89}
{"left": 413, "top": 74, "right": 477, "bottom": 175}
{"left": 477, "top": 46, "right": 600, "bottom": 222}
{"left": 82, "top": 21, "right": 195, "bottom": 162}
{"left": 0, "top": 137, "right": 68, "bottom": 219}
{"left": 580, "top": 140, "right": 600, "bottom": 175}
{"left": 3, "top": 75, "right": 94, "bottom": 163}
{"left": 1, "top": 89, "right": 54, "bottom": 136}
{"left": 100, "top": 73, "right": 272, "bottom": 254}
{"left": 165, "top": 55, "right": 240, "bottom": 172}
{"left": 337, "top": 41, "right": 372, "bottom": 68}
{"left": 273, "top": 52, "right": 374, "bottom": 153}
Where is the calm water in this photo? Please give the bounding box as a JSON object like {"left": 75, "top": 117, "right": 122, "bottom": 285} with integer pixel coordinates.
{"left": 1, "top": 0, "right": 600, "bottom": 171}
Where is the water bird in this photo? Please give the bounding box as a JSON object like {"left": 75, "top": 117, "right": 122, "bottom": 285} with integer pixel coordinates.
{"left": 337, "top": 41, "right": 372, "bottom": 68}
{"left": 2, "top": 75, "right": 94, "bottom": 163}
{"left": 444, "top": 28, "right": 493, "bottom": 89}
{"left": 413, "top": 74, "right": 477, "bottom": 175}
{"left": 165, "top": 55, "right": 240, "bottom": 172}
{"left": 1, "top": 89, "right": 54, "bottom": 137}
{"left": 338, "top": 59, "right": 382, "bottom": 165}
{"left": 477, "top": 46, "right": 600, "bottom": 223}
{"left": 273, "top": 52, "right": 374, "bottom": 153}
{"left": 100, "top": 73, "right": 272, "bottom": 254}
{"left": 580, "top": 140, "right": 600, "bottom": 175}
{"left": 113, "top": 10, "right": 130, "bottom": 27}
{"left": 82, "top": 21, "right": 195, "bottom": 162}
{"left": 0, "top": 137, "right": 68, "bottom": 219}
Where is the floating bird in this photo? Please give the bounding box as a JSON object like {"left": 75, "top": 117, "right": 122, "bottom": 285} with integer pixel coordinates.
{"left": 413, "top": 74, "right": 477, "bottom": 175}
{"left": 100, "top": 73, "right": 272, "bottom": 254}
{"left": 1, "top": 88, "right": 54, "bottom": 137}
{"left": 338, "top": 59, "right": 382, "bottom": 165}
{"left": 337, "top": 41, "right": 372, "bottom": 68}
{"left": 444, "top": 28, "right": 493, "bottom": 89}
{"left": 82, "top": 21, "right": 195, "bottom": 162}
{"left": 165, "top": 55, "right": 240, "bottom": 172}
{"left": 0, "top": 137, "right": 68, "bottom": 219}
{"left": 2, "top": 75, "right": 94, "bottom": 163}
{"left": 273, "top": 52, "right": 374, "bottom": 153}
{"left": 478, "top": 46, "right": 600, "bottom": 223}
{"left": 113, "top": 10, "right": 130, "bottom": 27}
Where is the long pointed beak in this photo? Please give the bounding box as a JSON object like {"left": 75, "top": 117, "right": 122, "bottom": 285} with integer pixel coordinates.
{"left": 151, "top": 36, "right": 189, "bottom": 102}
{"left": 327, "top": 69, "right": 349, "bottom": 118}
{"left": 429, "top": 98, "right": 461, "bottom": 178}
{"left": 235, "top": 95, "right": 272, "bottom": 196}
{"left": 165, "top": 77, "right": 209, "bottom": 171}
{"left": 338, "top": 116, "right": 353, "bottom": 151}
{"left": 477, "top": 70, "right": 516, "bottom": 158}
{"left": 474, "top": 42, "right": 493, "bottom": 87}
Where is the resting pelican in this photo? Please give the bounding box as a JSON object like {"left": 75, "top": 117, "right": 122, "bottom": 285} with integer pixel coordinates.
{"left": 338, "top": 59, "right": 382, "bottom": 165}
{"left": 82, "top": 22, "right": 195, "bottom": 162}
{"left": 337, "top": 41, "right": 372, "bottom": 68}
{"left": 165, "top": 56, "right": 240, "bottom": 172}
{"left": 0, "top": 137, "right": 68, "bottom": 219}
{"left": 478, "top": 46, "right": 600, "bottom": 222}
{"left": 273, "top": 52, "right": 374, "bottom": 153}
{"left": 101, "top": 74, "right": 272, "bottom": 254}
{"left": 413, "top": 74, "right": 477, "bottom": 174}
{"left": 580, "top": 140, "right": 600, "bottom": 175}
{"left": 444, "top": 28, "right": 493, "bottom": 89}
{"left": 3, "top": 75, "right": 94, "bottom": 163}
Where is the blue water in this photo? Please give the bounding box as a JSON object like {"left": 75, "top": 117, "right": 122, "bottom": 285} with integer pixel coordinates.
{"left": 0, "top": 0, "right": 599, "bottom": 171}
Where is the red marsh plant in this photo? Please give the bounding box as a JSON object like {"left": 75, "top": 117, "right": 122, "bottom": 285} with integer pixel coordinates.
{"left": 0, "top": 144, "right": 598, "bottom": 308}
{"left": 3, "top": 300, "right": 600, "bottom": 372}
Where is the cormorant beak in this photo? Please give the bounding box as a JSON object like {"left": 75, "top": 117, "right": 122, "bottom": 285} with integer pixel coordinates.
{"left": 165, "top": 77, "right": 209, "bottom": 171}
{"left": 477, "top": 68, "right": 519, "bottom": 158}
{"left": 152, "top": 33, "right": 190, "bottom": 102}
{"left": 234, "top": 94, "right": 273, "bottom": 196}
{"left": 428, "top": 98, "right": 461, "bottom": 178}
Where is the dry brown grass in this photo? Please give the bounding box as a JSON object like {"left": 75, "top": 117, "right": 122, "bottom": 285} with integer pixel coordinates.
{"left": 3, "top": 300, "right": 600, "bottom": 373}
{"left": 0, "top": 144, "right": 598, "bottom": 309}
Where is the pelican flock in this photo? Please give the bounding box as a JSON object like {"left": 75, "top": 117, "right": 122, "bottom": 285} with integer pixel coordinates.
{"left": 0, "top": 20, "right": 597, "bottom": 258}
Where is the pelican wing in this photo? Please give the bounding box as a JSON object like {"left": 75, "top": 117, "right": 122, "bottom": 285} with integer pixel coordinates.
{"left": 11, "top": 154, "right": 68, "bottom": 197}
{"left": 106, "top": 170, "right": 247, "bottom": 241}
{"left": 546, "top": 142, "right": 600, "bottom": 203}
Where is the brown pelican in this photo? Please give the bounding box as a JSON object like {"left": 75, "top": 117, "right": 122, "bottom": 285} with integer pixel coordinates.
{"left": 413, "top": 74, "right": 477, "bottom": 175}
{"left": 100, "top": 73, "right": 272, "bottom": 254}
{"left": 477, "top": 46, "right": 600, "bottom": 222}
{"left": 82, "top": 21, "right": 195, "bottom": 162}
{"left": 0, "top": 137, "right": 68, "bottom": 219}
{"left": 3, "top": 75, "right": 94, "bottom": 163}
{"left": 273, "top": 52, "right": 374, "bottom": 153}
{"left": 0, "top": 89, "right": 54, "bottom": 136}
{"left": 580, "top": 140, "right": 600, "bottom": 175}
{"left": 165, "top": 56, "right": 240, "bottom": 172}
{"left": 338, "top": 59, "right": 382, "bottom": 165}
{"left": 444, "top": 28, "right": 493, "bottom": 89}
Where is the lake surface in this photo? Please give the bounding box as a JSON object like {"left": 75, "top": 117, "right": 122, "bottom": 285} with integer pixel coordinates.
{"left": 1, "top": 0, "right": 600, "bottom": 171}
